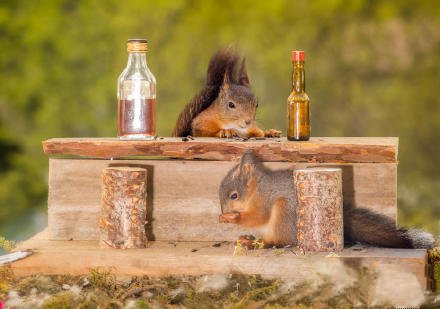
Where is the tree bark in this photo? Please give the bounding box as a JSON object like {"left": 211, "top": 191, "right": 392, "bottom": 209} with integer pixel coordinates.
{"left": 100, "top": 167, "right": 147, "bottom": 249}
{"left": 42, "top": 137, "right": 398, "bottom": 163}
{"left": 294, "top": 167, "right": 343, "bottom": 252}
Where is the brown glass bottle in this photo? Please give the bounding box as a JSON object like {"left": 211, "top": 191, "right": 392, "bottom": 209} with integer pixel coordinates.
{"left": 287, "top": 51, "right": 310, "bottom": 141}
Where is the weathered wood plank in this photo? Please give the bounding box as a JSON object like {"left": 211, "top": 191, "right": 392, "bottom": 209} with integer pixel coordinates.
{"left": 11, "top": 230, "right": 428, "bottom": 291}
{"left": 42, "top": 137, "right": 398, "bottom": 163}
{"left": 48, "top": 158, "right": 397, "bottom": 241}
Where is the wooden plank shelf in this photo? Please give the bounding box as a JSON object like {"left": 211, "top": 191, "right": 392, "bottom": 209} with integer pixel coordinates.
{"left": 11, "top": 229, "right": 428, "bottom": 290}
{"left": 20, "top": 135, "right": 429, "bottom": 299}
{"left": 42, "top": 137, "right": 398, "bottom": 163}
{"left": 39, "top": 136, "right": 411, "bottom": 296}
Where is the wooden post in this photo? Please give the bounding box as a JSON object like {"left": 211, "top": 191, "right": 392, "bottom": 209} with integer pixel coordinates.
{"left": 294, "top": 167, "right": 343, "bottom": 252}
{"left": 100, "top": 167, "right": 147, "bottom": 249}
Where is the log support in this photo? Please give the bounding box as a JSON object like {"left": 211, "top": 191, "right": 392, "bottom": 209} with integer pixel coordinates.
{"left": 100, "top": 167, "right": 148, "bottom": 249}
{"left": 294, "top": 167, "right": 344, "bottom": 252}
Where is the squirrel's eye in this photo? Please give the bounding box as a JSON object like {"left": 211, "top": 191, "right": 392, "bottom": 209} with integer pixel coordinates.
{"left": 230, "top": 192, "right": 238, "bottom": 200}
{"left": 256, "top": 103, "right": 259, "bottom": 108}
{"left": 228, "top": 101, "right": 235, "bottom": 109}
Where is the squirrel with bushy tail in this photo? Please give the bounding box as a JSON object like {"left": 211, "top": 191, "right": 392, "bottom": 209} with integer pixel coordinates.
{"left": 173, "top": 46, "right": 435, "bottom": 249}
{"left": 219, "top": 151, "right": 436, "bottom": 249}
{"left": 173, "top": 46, "right": 280, "bottom": 138}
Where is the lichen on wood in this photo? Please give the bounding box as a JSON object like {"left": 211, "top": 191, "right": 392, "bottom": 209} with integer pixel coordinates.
{"left": 428, "top": 247, "right": 440, "bottom": 291}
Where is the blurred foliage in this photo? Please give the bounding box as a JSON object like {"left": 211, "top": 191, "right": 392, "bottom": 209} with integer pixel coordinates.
{"left": 0, "top": 0, "right": 439, "bottom": 239}
{"left": 0, "top": 236, "right": 15, "bottom": 252}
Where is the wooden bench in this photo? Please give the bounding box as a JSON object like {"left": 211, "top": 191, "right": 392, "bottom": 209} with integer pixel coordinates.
{"left": 10, "top": 136, "right": 431, "bottom": 293}
{"left": 42, "top": 137, "right": 398, "bottom": 241}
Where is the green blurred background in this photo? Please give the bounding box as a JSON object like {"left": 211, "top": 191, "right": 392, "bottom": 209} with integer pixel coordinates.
{"left": 0, "top": 0, "right": 439, "bottom": 240}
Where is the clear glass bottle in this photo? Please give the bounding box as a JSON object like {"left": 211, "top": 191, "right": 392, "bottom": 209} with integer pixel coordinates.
{"left": 117, "top": 39, "right": 156, "bottom": 140}
{"left": 287, "top": 50, "right": 310, "bottom": 141}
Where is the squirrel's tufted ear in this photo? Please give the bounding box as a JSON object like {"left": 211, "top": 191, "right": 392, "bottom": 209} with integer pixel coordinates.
{"left": 239, "top": 150, "right": 256, "bottom": 176}
{"left": 239, "top": 59, "right": 251, "bottom": 88}
{"left": 221, "top": 69, "right": 231, "bottom": 90}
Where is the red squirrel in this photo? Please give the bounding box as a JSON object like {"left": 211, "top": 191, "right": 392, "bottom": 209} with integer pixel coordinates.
{"left": 172, "top": 47, "right": 280, "bottom": 138}
{"left": 219, "top": 151, "right": 435, "bottom": 249}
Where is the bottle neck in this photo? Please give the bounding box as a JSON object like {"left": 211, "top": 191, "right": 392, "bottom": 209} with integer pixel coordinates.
{"left": 292, "top": 61, "right": 305, "bottom": 93}
{"left": 126, "top": 52, "right": 148, "bottom": 70}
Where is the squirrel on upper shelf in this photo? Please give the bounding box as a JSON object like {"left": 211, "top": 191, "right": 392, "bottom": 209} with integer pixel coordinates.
{"left": 219, "top": 151, "right": 435, "bottom": 249}
{"left": 172, "top": 46, "right": 281, "bottom": 138}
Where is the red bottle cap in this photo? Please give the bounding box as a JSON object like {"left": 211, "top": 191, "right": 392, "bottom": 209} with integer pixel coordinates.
{"left": 292, "top": 51, "right": 305, "bottom": 61}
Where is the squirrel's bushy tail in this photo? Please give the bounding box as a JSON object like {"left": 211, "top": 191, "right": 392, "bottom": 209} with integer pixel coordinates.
{"left": 172, "top": 46, "right": 245, "bottom": 137}
{"left": 345, "top": 208, "right": 435, "bottom": 249}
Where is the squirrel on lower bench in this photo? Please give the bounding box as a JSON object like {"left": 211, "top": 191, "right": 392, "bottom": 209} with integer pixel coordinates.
{"left": 219, "top": 151, "right": 435, "bottom": 249}
{"left": 172, "top": 47, "right": 280, "bottom": 138}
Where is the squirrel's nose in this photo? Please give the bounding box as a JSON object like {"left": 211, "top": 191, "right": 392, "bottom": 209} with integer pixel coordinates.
{"left": 245, "top": 120, "right": 251, "bottom": 126}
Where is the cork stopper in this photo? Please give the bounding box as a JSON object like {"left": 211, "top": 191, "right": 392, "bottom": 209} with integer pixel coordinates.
{"left": 127, "top": 39, "right": 148, "bottom": 53}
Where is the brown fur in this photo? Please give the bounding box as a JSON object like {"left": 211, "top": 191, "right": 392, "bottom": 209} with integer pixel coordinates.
{"left": 173, "top": 47, "right": 274, "bottom": 138}
{"left": 344, "top": 208, "right": 413, "bottom": 248}
{"left": 231, "top": 176, "right": 268, "bottom": 227}
{"left": 219, "top": 151, "right": 435, "bottom": 249}
{"left": 265, "top": 197, "right": 294, "bottom": 246}
{"left": 220, "top": 151, "right": 296, "bottom": 247}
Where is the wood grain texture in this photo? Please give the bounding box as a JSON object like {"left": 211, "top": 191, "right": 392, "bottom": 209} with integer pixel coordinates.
{"left": 42, "top": 137, "right": 398, "bottom": 163}
{"left": 100, "top": 167, "right": 148, "bottom": 249}
{"left": 295, "top": 168, "right": 344, "bottom": 252}
{"left": 48, "top": 158, "right": 397, "bottom": 241}
{"left": 11, "top": 229, "right": 428, "bottom": 290}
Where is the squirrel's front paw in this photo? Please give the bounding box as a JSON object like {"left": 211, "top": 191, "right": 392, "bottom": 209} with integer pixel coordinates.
{"left": 219, "top": 212, "right": 240, "bottom": 223}
{"left": 219, "top": 129, "right": 239, "bottom": 138}
{"left": 264, "top": 129, "right": 281, "bottom": 138}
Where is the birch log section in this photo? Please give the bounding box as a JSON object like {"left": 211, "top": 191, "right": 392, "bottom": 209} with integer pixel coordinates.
{"left": 100, "top": 167, "right": 147, "bottom": 249}
{"left": 294, "top": 167, "right": 343, "bottom": 252}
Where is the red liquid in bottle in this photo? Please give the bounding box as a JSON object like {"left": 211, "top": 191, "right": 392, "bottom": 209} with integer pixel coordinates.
{"left": 117, "top": 98, "right": 156, "bottom": 138}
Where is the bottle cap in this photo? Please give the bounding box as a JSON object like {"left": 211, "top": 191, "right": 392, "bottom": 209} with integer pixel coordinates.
{"left": 292, "top": 51, "right": 305, "bottom": 61}
{"left": 127, "top": 39, "right": 148, "bottom": 52}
